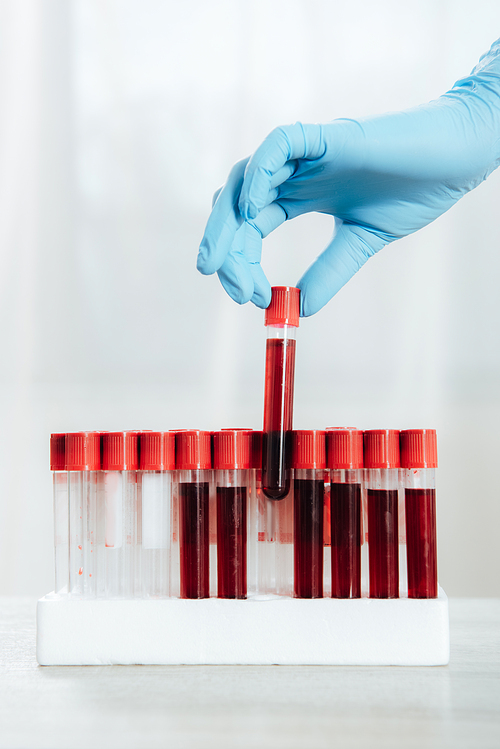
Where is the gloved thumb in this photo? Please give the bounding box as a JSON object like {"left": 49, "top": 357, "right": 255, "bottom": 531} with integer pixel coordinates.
{"left": 297, "top": 220, "right": 388, "bottom": 316}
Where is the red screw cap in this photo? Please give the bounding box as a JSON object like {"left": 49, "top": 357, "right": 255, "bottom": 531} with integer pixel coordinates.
{"left": 364, "top": 430, "right": 400, "bottom": 469}
{"left": 50, "top": 433, "right": 66, "bottom": 471}
{"left": 66, "top": 432, "right": 101, "bottom": 471}
{"left": 292, "top": 430, "right": 326, "bottom": 470}
{"left": 213, "top": 430, "right": 250, "bottom": 470}
{"left": 102, "top": 431, "right": 139, "bottom": 470}
{"left": 176, "top": 430, "right": 211, "bottom": 470}
{"left": 327, "top": 428, "right": 363, "bottom": 469}
{"left": 400, "top": 429, "right": 438, "bottom": 468}
{"left": 140, "top": 431, "right": 175, "bottom": 470}
{"left": 265, "top": 286, "right": 300, "bottom": 327}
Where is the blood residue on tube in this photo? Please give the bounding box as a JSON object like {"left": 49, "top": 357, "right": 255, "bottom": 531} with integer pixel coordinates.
{"left": 367, "top": 489, "right": 399, "bottom": 598}
{"left": 262, "top": 337, "right": 296, "bottom": 499}
{"left": 405, "top": 488, "right": 437, "bottom": 598}
{"left": 331, "top": 482, "right": 361, "bottom": 598}
{"left": 179, "top": 481, "right": 209, "bottom": 599}
{"left": 216, "top": 486, "right": 247, "bottom": 599}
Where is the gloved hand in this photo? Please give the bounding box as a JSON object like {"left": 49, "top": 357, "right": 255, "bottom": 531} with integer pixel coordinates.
{"left": 197, "top": 40, "right": 500, "bottom": 316}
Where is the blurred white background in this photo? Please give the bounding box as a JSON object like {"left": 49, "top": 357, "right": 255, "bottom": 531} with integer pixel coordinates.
{"left": 0, "top": 0, "right": 499, "bottom": 597}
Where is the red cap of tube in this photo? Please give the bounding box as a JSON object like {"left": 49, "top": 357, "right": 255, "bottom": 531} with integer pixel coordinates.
{"left": 292, "top": 430, "right": 326, "bottom": 469}
{"left": 327, "top": 428, "right": 364, "bottom": 469}
{"left": 363, "top": 429, "right": 400, "bottom": 469}
{"left": 400, "top": 429, "right": 438, "bottom": 468}
{"left": 102, "top": 431, "right": 139, "bottom": 470}
{"left": 265, "top": 286, "right": 300, "bottom": 327}
{"left": 50, "top": 433, "right": 66, "bottom": 470}
{"left": 213, "top": 430, "right": 250, "bottom": 470}
{"left": 176, "top": 430, "right": 211, "bottom": 470}
{"left": 140, "top": 431, "right": 175, "bottom": 471}
{"left": 66, "top": 431, "right": 101, "bottom": 470}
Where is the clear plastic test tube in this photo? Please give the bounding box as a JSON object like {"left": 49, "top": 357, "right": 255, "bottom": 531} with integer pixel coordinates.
{"left": 400, "top": 429, "right": 438, "bottom": 599}
{"left": 262, "top": 286, "right": 300, "bottom": 500}
{"left": 327, "top": 428, "right": 363, "bottom": 599}
{"left": 364, "top": 430, "right": 400, "bottom": 599}
{"left": 51, "top": 433, "right": 68, "bottom": 595}
{"left": 292, "top": 430, "right": 325, "bottom": 599}
{"left": 102, "top": 431, "right": 140, "bottom": 598}
{"left": 176, "top": 430, "right": 212, "bottom": 599}
{"left": 213, "top": 430, "right": 250, "bottom": 599}
{"left": 66, "top": 431, "right": 101, "bottom": 597}
{"left": 139, "top": 431, "right": 175, "bottom": 598}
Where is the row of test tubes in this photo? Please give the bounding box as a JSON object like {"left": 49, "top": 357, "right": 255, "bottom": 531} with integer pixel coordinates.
{"left": 50, "top": 427, "right": 438, "bottom": 600}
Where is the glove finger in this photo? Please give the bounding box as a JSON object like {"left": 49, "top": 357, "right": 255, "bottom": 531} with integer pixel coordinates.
{"left": 270, "top": 161, "right": 297, "bottom": 189}
{"left": 239, "top": 123, "right": 325, "bottom": 220}
{"left": 197, "top": 157, "right": 249, "bottom": 275}
{"left": 249, "top": 261, "right": 272, "bottom": 309}
{"left": 297, "top": 221, "right": 387, "bottom": 317}
{"left": 244, "top": 203, "right": 287, "bottom": 265}
{"left": 216, "top": 242, "right": 255, "bottom": 306}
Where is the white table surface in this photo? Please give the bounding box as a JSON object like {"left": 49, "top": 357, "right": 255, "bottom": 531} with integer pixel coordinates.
{"left": 1, "top": 597, "right": 499, "bottom": 749}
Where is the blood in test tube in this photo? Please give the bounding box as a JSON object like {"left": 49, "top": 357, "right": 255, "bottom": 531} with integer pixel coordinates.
{"left": 139, "top": 431, "right": 175, "bottom": 598}
{"left": 327, "top": 428, "right": 363, "bottom": 599}
{"left": 50, "top": 433, "right": 68, "bottom": 595}
{"left": 213, "top": 430, "right": 250, "bottom": 599}
{"left": 292, "top": 430, "right": 325, "bottom": 598}
{"left": 400, "top": 429, "right": 438, "bottom": 599}
{"left": 262, "top": 286, "right": 300, "bottom": 500}
{"left": 364, "top": 429, "right": 400, "bottom": 599}
{"left": 66, "top": 431, "right": 101, "bottom": 597}
{"left": 176, "top": 430, "right": 211, "bottom": 599}
{"left": 102, "top": 431, "right": 140, "bottom": 598}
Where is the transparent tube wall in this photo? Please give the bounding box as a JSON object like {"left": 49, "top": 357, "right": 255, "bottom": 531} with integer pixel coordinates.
{"left": 69, "top": 470, "right": 98, "bottom": 597}
{"left": 104, "top": 470, "right": 140, "bottom": 598}
{"left": 53, "top": 469, "right": 68, "bottom": 595}
{"left": 216, "top": 469, "right": 247, "bottom": 599}
{"left": 330, "top": 469, "right": 362, "bottom": 599}
{"left": 140, "top": 470, "right": 173, "bottom": 598}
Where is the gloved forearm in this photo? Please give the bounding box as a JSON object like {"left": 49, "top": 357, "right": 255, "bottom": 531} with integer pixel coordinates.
{"left": 198, "top": 39, "right": 500, "bottom": 316}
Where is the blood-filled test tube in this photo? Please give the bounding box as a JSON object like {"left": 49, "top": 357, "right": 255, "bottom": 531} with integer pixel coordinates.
{"left": 327, "top": 428, "right": 363, "bottom": 599}
{"left": 176, "top": 430, "right": 211, "bottom": 599}
{"left": 66, "top": 432, "right": 101, "bottom": 597}
{"left": 262, "top": 286, "right": 300, "bottom": 500}
{"left": 102, "top": 431, "right": 140, "bottom": 598}
{"left": 51, "top": 433, "right": 68, "bottom": 595}
{"left": 213, "top": 430, "right": 250, "bottom": 599}
{"left": 400, "top": 429, "right": 438, "bottom": 599}
{"left": 364, "top": 430, "right": 400, "bottom": 599}
{"left": 292, "top": 430, "right": 325, "bottom": 599}
{"left": 139, "top": 431, "right": 175, "bottom": 598}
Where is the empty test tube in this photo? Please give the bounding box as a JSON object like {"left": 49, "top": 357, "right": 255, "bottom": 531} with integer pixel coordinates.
{"left": 176, "top": 430, "right": 212, "bottom": 599}
{"left": 400, "top": 429, "right": 438, "bottom": 599}
{"left": 262, "top": 286, "right": 300, "bottom": 500}
{"left": 292, "top": 430, "right": 325, "bottom": 599}
{"left": 327, "top": 428, "right": 363, "bottom": 599}
{"left": 139, "top": 431, "right": 175, "bottom": 598}
{"left": 51, "top": 433, "right": 68, "bottom": 595}
{"left": 102, "top": 431, "right": 140, "bottom": 598}
{"left": 364, "top": 430, "right": 400, "bottom": 599}
{"left": 213, "top": 430, "right": 250, "bottom": 599}
{"left": 66, "top": 432, "right": 101, "bottom": 597}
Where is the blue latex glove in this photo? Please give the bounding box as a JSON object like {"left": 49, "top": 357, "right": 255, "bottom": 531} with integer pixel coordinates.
{"left": 197, "top": 40, "right": 500, "bottom": 316}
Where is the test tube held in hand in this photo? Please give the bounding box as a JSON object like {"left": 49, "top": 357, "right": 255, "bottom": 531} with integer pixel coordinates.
{"left": 66, "top": 432, "right": 101, "bottom": 597}
{"left": 102, "top": 432, "right": 140, "bottom": 598}
{"left": 292, "top": 430, "right": 325, "bottom": 599}
{"left": 213, "top": 430, "right": 250, "bottom": 599}
{"left": 400, "top": 430, "right": 438, "bottom": 599}
{"left": 327, "top": 428, "right": 363, "bottom": 599}
{"left": 262, "top": 286, "right": 300, "bottom": 500}
{"left": 139, "top": 431, "right": 175, "bottom": 598}
{"left": 51, "top": 433, "right": 68, "bottom": 595}
{"left": 364, "top": 430, "right": 400, "bottom": 599}
{"left": 176, "top": 430, "right": 211, "bottom": 599}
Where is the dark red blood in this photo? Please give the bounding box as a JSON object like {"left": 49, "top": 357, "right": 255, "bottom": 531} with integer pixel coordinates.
{"left": 367, "top": 489, "right": 399, "bottom": 598}
{"left": 331, "top": 482, "right": 361, "bottom": 598}
{"left": 217, "top": 486, "right": 247, "bottom": 599}
{"left": 405, "top": 488, "right": 437, "bottom": 598}
{"left": 293, "top": 479, "right": 324, "bottom": 598}
{"left": 179, "top": 481, "right": 209, "bottom": 599}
